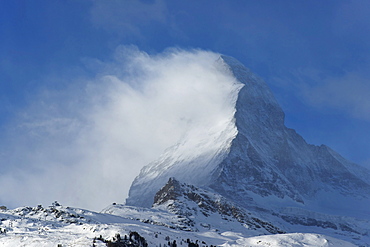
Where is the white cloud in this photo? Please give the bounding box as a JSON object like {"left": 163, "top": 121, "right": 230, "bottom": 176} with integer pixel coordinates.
{"left": 0, "top": 47, "right": 239, "bottom": 211}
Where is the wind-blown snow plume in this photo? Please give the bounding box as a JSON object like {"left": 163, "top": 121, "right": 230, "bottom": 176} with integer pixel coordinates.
{"left": 0, "top": 47, "right": 240, "bottom": 211}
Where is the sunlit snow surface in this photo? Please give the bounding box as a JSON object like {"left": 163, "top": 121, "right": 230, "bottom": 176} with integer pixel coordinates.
{"left": 221, "top": 233, "right": 356, "bottom": 247}
{"left": 0, "top": 205, "right": 355, "bottom": 247}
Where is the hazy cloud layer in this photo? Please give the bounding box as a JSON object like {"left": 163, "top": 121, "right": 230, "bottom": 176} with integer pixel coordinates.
{"left": 0, "top": 47, "right": 239, "bottom": 211}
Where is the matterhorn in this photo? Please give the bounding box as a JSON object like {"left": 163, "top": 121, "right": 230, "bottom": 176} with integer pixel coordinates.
{"left": 1, "top": 55, "right": 368, "bottom": 246}
{"left": 126, "top": 55, "right": 370, "bottom": 245}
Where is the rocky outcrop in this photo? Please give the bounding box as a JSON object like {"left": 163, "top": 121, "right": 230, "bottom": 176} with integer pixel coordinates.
{"left": 153, "top": 178, "right": 284, "bottom": 234}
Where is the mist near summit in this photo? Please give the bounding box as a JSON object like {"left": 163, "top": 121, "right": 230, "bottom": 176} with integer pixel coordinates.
{"left": 0, "top": 47, "right": 239, "bottom": 211}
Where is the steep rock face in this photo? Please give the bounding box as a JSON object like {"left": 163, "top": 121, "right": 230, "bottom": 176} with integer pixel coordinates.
{"left": 126, "top": 55, "right": 370, "bottom": 217}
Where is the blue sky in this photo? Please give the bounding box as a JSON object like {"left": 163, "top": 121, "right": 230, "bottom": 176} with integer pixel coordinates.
{"left": 1, "top": 0, "right": 370, "bottom": 209}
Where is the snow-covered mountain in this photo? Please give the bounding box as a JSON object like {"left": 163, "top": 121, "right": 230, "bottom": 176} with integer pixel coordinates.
{"left": 1, "top": 55, "right": 369, "bottom": 246}
{"left": 210, "top": 56, "right": 370, "bottom": 216}
{"left": 126, "top": 55, "right": 370, "bottom": 245}
{"left": 127, "top": 55, "right": 370, "bottom": 211}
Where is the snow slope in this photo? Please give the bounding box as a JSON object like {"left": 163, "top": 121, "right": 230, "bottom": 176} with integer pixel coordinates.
{"left": 0, "top": 202, "right": 357, "bottom": 247}
{"left": 221, "top": 233, "right": 356, "bottom": 247}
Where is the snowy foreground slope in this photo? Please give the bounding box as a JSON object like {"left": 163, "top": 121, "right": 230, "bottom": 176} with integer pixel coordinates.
{"left": 0, "top": 201, "right": 356, "bottom": 247}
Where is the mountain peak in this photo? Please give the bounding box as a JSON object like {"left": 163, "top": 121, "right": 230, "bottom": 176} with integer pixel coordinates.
{"left": 126, "top": 55, "right": 370, "bottom": 219}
